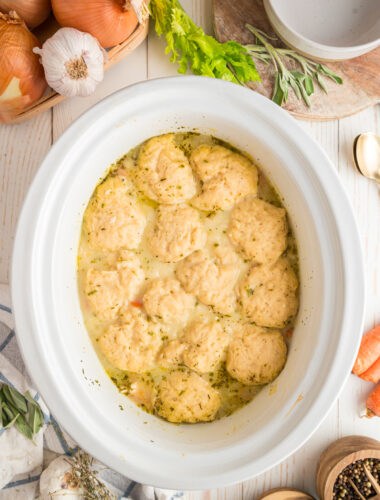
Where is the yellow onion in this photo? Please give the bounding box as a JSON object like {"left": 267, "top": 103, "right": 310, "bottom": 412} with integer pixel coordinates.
{"left": 0, "top": 12, "right": 47, "bottom": 123}
{"left": 0, "top": 0, "right": 51, "bottom": 29}
{"left": 52, "top": 0, "right": 139, "bottom": 48}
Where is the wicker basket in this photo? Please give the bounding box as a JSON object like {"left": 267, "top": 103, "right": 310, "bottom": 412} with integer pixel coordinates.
{"left": 7, "top": 16, "right": 149, "bottom": 125}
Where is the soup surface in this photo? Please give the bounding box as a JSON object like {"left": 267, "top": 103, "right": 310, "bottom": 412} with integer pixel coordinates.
{"left": 78, "top": 133, "right": 299, "bottom": 424}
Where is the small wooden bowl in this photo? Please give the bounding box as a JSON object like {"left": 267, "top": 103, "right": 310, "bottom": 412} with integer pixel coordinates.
{"left": 316, "top": 436, "right": 380, "bottom": 500}
{"left": 256, "top": 488, "right": 314, "bottom": 500}
{"left": 6, "top": 14, "right": 149, "bottom": 124}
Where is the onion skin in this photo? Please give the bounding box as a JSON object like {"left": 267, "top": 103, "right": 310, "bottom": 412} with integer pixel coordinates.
{"left": 0, "top": 0, "right": 51, "bottom": 29}
{"left": 52, "top": 0, "right": 139, "bottom": 48}
{"left": 0, "top": 12, "right": 47, "bottom": 123}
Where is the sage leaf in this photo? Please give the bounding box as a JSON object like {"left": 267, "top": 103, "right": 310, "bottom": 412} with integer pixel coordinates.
{"left": 28, "top": 404, "right": 44, "bottom": 435}
{"left": 297, "top": 81, "right": 311, "bottom": 107}
{"left": 35, "top": 406, "right": 44, "bottom": 433}
{"left": 317, "top": 64, "right": 343, "bottom": 84}
{"left": 14, "top": 412, "right": 34, "bottom": 441}
{"left": 315, "top": 72, "right": 328, "bottom": 94}
{"left": 272, "top": 72, "right": 285, "bottom": 106}
{"left": 28, "top": 404, "right": 36, "bottom": 432}
{"left": 2, "top": 402, "right": 16, "bottom": 421}
{"left": 4, "top": 412, "right": 19, "bottom": 429}
{"left": 24, "top": 391, "right": 39, "bottom": 407}
{"left": 7, "top": 386, "right": 28, "bottom": 414}
{"left": 304, "top": 75, "right": 314, "bottom": 96}
{"left": 289, "top": 70, "right": 305, "bottom": 81}
{"left": 289, "top": 77, "right": 302, "bottom": 100}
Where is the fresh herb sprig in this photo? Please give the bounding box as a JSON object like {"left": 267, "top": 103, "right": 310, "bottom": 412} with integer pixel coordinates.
{"left": 0, "top": 383, "right": 44, "bottom": 442}
{"left": 149, "top": 0, "right": 260, "bottom": 85}
{"left": 245, "top": 25, "right": 343, "bottom": 107}
{"left": 67, "top": 451, "right": 117, "bottom": 500}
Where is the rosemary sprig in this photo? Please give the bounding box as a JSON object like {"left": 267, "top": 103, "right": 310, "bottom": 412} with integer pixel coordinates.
{"left": 66, "top": 451, "right": 117, "bottom": 500}
{"left": 0, "top": 383, "right": 44, "bottom": 442}
{"left": 245, "top": 24, "right": 343, "bottom": 107}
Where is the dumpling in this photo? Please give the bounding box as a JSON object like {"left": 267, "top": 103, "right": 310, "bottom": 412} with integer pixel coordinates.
{"left": 149, "top": 204, "right": 206, "bottom": 263}
{"left": 176, "top": 248, "right": 239, "bottom": 315}
{"left": 84, "top": 175, "right": 146, "bottom": 251}
{"left": 156, "top": 321, "right": 229, "bottom": 373}
{"left": 85, "top": 251, "right": 144, "bottom": 320}
{"left": 240, "top": 257, "right": 298, "bottom": 328}
{"left": 190, "top": 144, "right": 258, "bottom": 211}
{"left": 99, "top": 308, "right": 162, "bottom": 372}
{"left": 156, "top": 340, "right": 185, "bottom": 368}
{"left": 85, "top": 269, "right": 123, "bottom": 321}
{"left": 136, "top": 134, "right": 196, "bottom": 204}
{"left": 181, "top": 320, "right": 229, "bottom": 374}
{"left": 116, "top": 250, "right": 145, "bottom": 300}
{"left": 228, "top": 196, "right": 287, "bottom": 264}
{"left": 143, "top": 278, "right": 195, "bottom": 325}
{"left": 226, "top": 325, "right": 287, "bottom": 385}
{"left": 154, "top": 369, "right": 221, "bottom": 423}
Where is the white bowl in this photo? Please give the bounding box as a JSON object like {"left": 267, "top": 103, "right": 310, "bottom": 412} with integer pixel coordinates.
{"left": 264, "top": 0, "right": 380, "bottom": 61}
{"left": 11, "top": 77, "right": 365, "bottom": 490}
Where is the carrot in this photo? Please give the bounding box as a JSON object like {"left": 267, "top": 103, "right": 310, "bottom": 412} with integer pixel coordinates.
{"left": 352, "top": 325, "right": 380, "bottom": 375}
{"left": 360, "top": 357, "right": 380, "bottom": 384}
{"left": 285, "top": 328, "right": 294, "bottom": 340}
{"left": 130, "top": 301, "right": 143, "bottom": 308}
{"left": 366, "top": 383, "right": 380, "bottom": 418}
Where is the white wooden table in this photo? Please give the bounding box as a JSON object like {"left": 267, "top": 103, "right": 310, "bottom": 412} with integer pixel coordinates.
{"left": 0, "top": 1, "right": 379, "bottom": 497}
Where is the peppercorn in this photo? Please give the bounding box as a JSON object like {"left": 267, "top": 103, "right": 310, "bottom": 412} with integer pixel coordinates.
{"left": 333, "top": 458, "right": 380, "bottom": 499}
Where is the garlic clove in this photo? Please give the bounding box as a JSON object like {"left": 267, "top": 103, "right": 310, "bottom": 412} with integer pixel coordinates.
{"left": 33, "top": 27, "right": 106, "bottom": 98}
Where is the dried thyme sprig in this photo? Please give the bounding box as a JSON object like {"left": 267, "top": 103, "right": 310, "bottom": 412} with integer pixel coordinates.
{"left": 66, "top": 450, "right": 117, "bottom": 500}
{"left": 245, "top": 25, "right": 343, "bottom": 107}
{"left": 0, "top": 384, "right": 44, "bottom": 442}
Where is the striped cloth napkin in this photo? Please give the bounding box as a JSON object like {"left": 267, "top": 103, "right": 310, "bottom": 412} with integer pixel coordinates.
{"left": 0, "top": 284, "right": 182, "bottom": 500}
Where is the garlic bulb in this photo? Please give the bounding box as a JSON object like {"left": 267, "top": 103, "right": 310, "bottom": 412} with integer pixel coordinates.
{"left": 39, "top": 455, "right": 84, "bottom": 499}
{"left": 33, "top": 28, "right": 106, "bottom": 98}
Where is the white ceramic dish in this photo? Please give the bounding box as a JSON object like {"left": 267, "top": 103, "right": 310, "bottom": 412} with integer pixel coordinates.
{"left": 12, "top": 76, "right": 365, "bottom": 490}
{"left": 264, "top": 0, "right": 380, "bottom": 61}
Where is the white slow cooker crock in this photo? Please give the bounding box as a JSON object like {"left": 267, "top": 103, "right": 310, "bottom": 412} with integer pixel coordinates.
{"left": 11, "top": 77, "right": 365, "bottom": 490}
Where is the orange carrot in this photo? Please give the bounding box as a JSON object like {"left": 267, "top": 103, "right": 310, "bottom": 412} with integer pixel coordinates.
{"left": 285, "top": 328, "right": 294, "bottom": 340}
{"left": 352, "top": 325, "right": 380, "bottom": 375}
{"left": 366, "top": 383, "right": 380, "bottom": 418}
{"left": 130, "top": 301, "right": 143, "bottom": 308}
{"left": 360, "top": 357, "right": 380, "bottom": 384}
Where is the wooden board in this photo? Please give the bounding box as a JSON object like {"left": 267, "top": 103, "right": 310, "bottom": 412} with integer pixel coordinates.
{"left": 5, "top": 18, "right": 149, "bottom": 125}
{"left": 213, "top": 0, "right": 380, "bottom": 120}
{"left": 256, "top": 488, "right": 314, "bottom": 500}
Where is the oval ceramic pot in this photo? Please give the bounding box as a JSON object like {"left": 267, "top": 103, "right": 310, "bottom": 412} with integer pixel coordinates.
{"left": 11, "top": 76, "right": 365, "bottom": 490}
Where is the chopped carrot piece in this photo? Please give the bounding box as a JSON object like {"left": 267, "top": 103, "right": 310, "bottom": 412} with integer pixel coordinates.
{"left": 366, "top": 383, "right": 380, "bottom": 418}
{"left": 360, "top": 357, "right": 380, "bottom": 384}
{"left": 130, "top": 301, "right": 143, "bottom": 308}
{"left": 285, "top": 328, "right": 294, "bottom": 340}
{"left": 352, "top": 325, "right": 380, "bottom": 375}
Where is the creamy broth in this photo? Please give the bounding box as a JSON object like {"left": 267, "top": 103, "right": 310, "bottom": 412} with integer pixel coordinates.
{"left": 78, "top": 133, "right": 299, "bottom": 422}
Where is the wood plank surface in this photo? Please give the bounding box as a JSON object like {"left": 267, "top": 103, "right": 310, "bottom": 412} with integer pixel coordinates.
{"left": 0, "top": 1, "right": 379, "bottom": 498}
{"left": 213, "top": 0, "right": 380, "bottom": 121}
